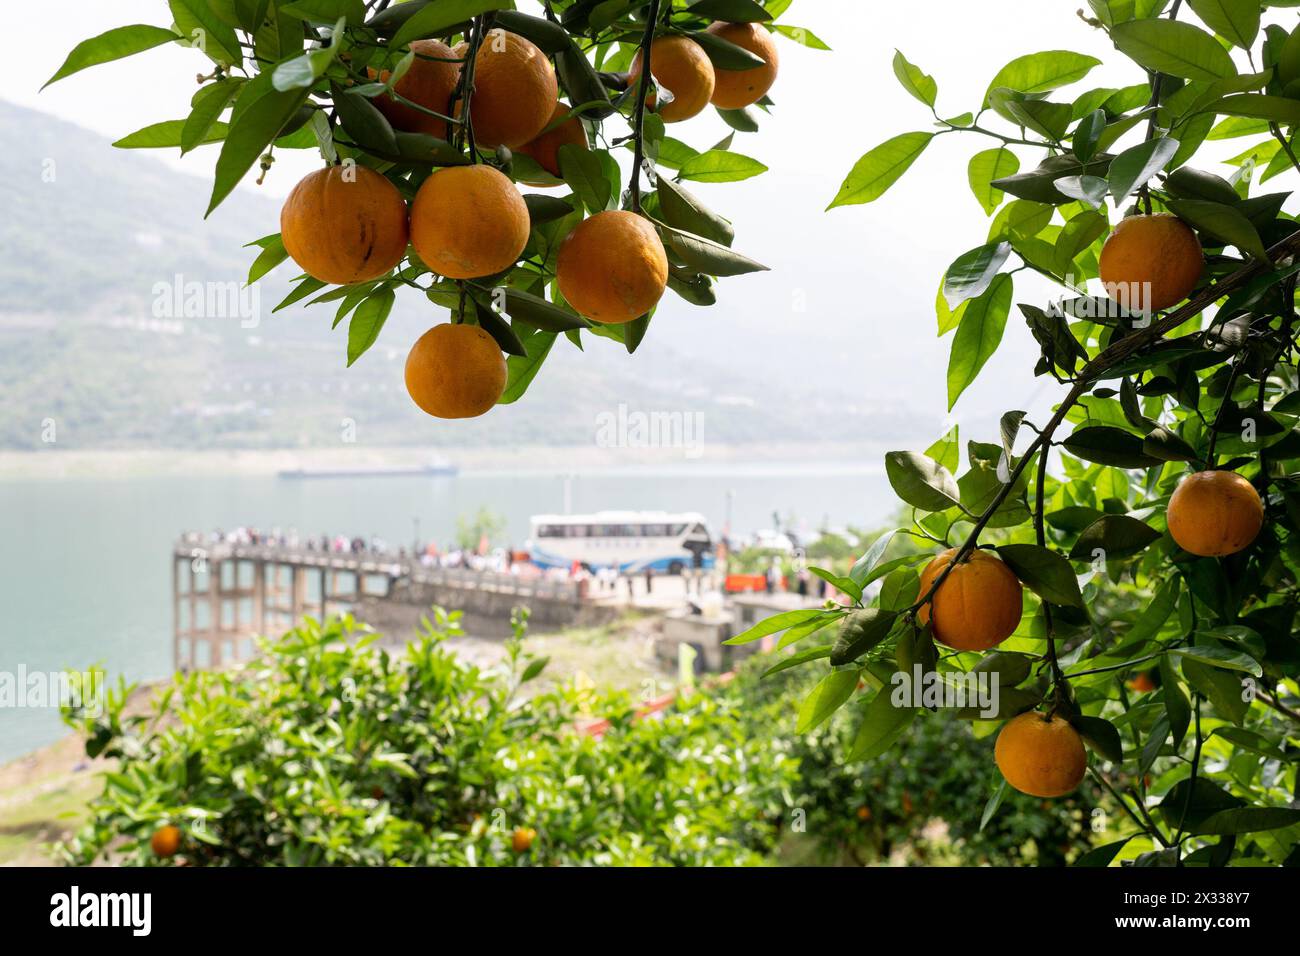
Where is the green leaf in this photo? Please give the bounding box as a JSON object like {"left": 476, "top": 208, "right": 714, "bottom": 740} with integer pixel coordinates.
{"left": 1062, "top": 425, "right": 1161, "bottom": 468}
{"left": 830, "top": 609, "right": 898, "bottom": 666}
{"left": 996, "top": 543, "right": 1084, "bottom": 607}
{"left": 1159, "top": 652, "right": 1191, "bottom": 748}
{"left": 761, "top": 645, "right": 833, "bottom": 678}
{"left": 280, "top": 0, "right": 368, "bottom": 26}
{"left": 849, "top": 530, "right": 898, "bottom": 586}
{"left": 846, "top": 689, "right": 915, "bottom": 762}
{"left": 1180, "top": 657, "right": 1249, "bottom": 724}
{"left": 943, "top": 241, "right": 1012, "bottom": 308}
{"left": 1186, "top": 0, "right": 1259, "bottom": 49}
{"left": 1165, "top": 198, "right": 1270, "bottom": 262}
{"left": 947, "top": 273, "right": 1012, "bottom": 409}
{"left": 559, "top": 144, "right": 619, "bottom": 213}
{"left": 391, "top": 0, "right": 514, "bottom": 50}
{"left": 486, "top": 285, "right": 589, "bottom": 332}
{"left": 772, "top": 24, "right": 830, "bottom": 50}
{"left": 657, "top": 177, "right": 734, "bottom": 246}
{"left": 44, "top": 24, "right": 181, "bottom": 89}
{"left": 1108, "top": 136, "right": 1180, "bottom": 198}
{"left": 1110, "top": 19, "right": 1237, "bottom": 81}
{"left": 499, "top": 327, "right": 556, "bottom": 405}
{"left": 725, "top": 608, "right": 832, "bottom": 646}
{"left": 892, "top": 50, "right": 936, "bottom": 106}
{"left": 980, "top": 781, "right": 1009, "bottom": 832}
{"left": 113, "top": 119, "right": 228, "bottom": 149}
{"left": 1073, "top": 837, "right": 1132, "bottom": 867}
{"left": 332, "top": 82, "right": 400, "bottom": 156}
{"left": 1067, "top": 514, "right": 1161, "bottom": 561}
{"left": 691, "top": 29, "right": 767, "bottom": 69}
{"left": 968, "top": 148, "right": 1020, "bottom": 216}
{"left": 796, "top": 669, "right": 860, "bottom": 733}
{"left": 885, "top": 452, "right": 961, "bottom": 513}
{"left": 661, "top": 225, "right": 769, "bottom": 277}
{"left": 247, "top": 235, "right": 288, "bottom": 284}
{"left": 493, "top": 10, "right": 570, "bottom": 53}
{"left": 208, "top": 72, "right": 311, "bottom": 216}
{"left": 1070, "top": 715, "right": 1123, "bottom": 763}
{"left": 985, "top": 51, "right": 1103, "bottom": 105}
{"left": 183, "top": 78, "right": 243, "bottom": 154}
{"left": 346, "top": 288, "right": 395, "bottom": 366}
{"left": 1205, "top": 93, "right": 1300, "bottom": 126}
{"left": 1193, "top": 807, "right": 1300, "bottom": 835}
{"left": 687, "top": 0, "right": 773, "bottom": 21}
{"left": 678, "top": 149, "right": 768, "bottom": 183}
{"left": 827, "top": 132, "right": 933, "bottom": 209}
{"left": 169, "top": 0, "right": 243, "bottom": 68}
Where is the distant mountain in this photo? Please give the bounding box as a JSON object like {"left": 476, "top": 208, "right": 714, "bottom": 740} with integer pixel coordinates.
{"left": 0, "top": 99, "right": 922, "bottom": 451}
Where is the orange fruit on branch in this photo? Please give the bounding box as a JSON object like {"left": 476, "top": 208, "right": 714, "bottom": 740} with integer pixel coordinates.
{"left": 917, "top": 548, "right": 1023, "bottom": 652}
{"left": 556, "top": 211, "right": 668, "bottom": 324}
{"left": 409, "top": 164, "right": 530, "bottom": 280}
{"left": 369, "top": 39, "right": 460, "bottom": 139}
{"left": 630, "top": 35, "right": 716, "bottom": 123}
{"left": 405, "top": 323, "right": 507, "bottom": 420}
{"left": 280, "top": 165, "right": 409, "bottom": 285}
{"left": 512, "top": 826, "right": 537, "bottom": 853}
{"left": 1098, "top": 213, "right": 1203, "bottom": 315}
{"left": 707, "top": 21, "right": 779, "bottom": 109}
{"left": 1167, "top": 469, "right": 1264, "bottom": 557}
{"left": 516, "top": 101, "right": 589, "bottom": 182}
{"left": 150, "top": 825, "right": 182, "bottom": 858}
{"left": 455, "top": 29, "right": 557, "bottom": 148}
{"left": 994, "top": 711, "right": 1088, "bottom": 798}
{"left": 1128, "top": 671, "right": 1156, "bottom": 693}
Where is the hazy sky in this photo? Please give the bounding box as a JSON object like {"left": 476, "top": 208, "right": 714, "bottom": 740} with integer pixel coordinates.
{"left": 5, "top": 1, "right": 1293, "bottom": 453}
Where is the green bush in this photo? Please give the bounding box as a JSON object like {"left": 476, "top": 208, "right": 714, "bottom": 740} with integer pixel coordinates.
{"left": 726, "top": 658, "right": 1096, "bottom": 866}
{"left": 60, "top": 610, "right": 797, "bottom": 867}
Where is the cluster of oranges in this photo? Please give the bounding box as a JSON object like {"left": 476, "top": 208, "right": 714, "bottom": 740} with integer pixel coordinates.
{"left": 917, "top": 216, "right": 1266, "bottom": 799}
{"left": 277, "top": 23, "right": 779, "bottom": 420}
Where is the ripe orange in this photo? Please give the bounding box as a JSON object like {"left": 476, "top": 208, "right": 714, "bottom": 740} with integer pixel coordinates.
{"left": 150, "top": 825, "right": 182, "bottom": 858}
{"left": 1099, "top": 213, "right": 1203, "bottom": 314}
{"left": 1167, "top": 470, "right": 1264, "bottom": 557}
{"left": 856, "top": 805, "right": 871, "bottom": 821}
{"left": 1128, "top": 671, "right": 1156, "bottom": 694}
{"left": 707, "top": 21, "right": 779, "bottom": 109}
{"left": 456, "top": 29, "right": 557, "bottom": 148}
{"left": 280, "top": 166, "right": 409, "bottom": 285}
{"left": 409, "top": 164, "right": 530, "bottom": 279}
{"left": 556, "top": 211, "right": 669, "bottom": 324}
{"left": 369, "top": 39, "right": 459, "bottom": 139}
{"left": 516, "top": 101, "right": 588, "bottom": 182}
{"left": 405, "top": 323, "right": 507, "bottom": 419}
{"left": 917, "top": 548, "right": 1023, "bottom": 652}
{"left": 512, "top": 826, "right": 536, "bottom": 853}
{"left": 995, "top": 711, "right": 1088, "bottom": 798}
{"left": 630, "top": 36, "right": 715, "bottom": 122}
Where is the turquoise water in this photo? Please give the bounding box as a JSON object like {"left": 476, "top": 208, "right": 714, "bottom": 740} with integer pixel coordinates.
{"left": 0, "top": 461, "right": 892, "bottom": 761}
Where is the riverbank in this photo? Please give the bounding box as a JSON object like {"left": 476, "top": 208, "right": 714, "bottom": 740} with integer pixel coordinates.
{"left": 0, "top": 441, "right": 887, "bottom": 481}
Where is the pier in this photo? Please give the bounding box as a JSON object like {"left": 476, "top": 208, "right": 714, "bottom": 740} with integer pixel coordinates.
{"left": 171, "top": 533, "right": 598, "bottom": 671}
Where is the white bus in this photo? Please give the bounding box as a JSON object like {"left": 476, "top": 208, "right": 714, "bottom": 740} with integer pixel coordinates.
{"left": 526, "top": 511, "right": 715, "bottom": 574}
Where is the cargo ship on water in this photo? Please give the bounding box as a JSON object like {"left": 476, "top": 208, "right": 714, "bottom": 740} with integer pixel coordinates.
{"left": 277, "top": 457, "right": 458, "bottom": 479}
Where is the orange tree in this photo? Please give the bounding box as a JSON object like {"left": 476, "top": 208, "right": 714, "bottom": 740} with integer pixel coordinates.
{"left": 45, "top": 0, "right": 825, "bottom": 417}
{"left": 730, "top": 0, "right": 1300, "bottom": 866}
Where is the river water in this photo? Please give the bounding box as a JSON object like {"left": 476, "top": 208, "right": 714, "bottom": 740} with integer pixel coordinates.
{"left": 0, "top": 460, "right": 893, "bottom": 761}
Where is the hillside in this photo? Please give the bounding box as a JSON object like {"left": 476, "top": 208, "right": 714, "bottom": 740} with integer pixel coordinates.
{"left": 0, "top": 99, "right": 921, "bottom": 451}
